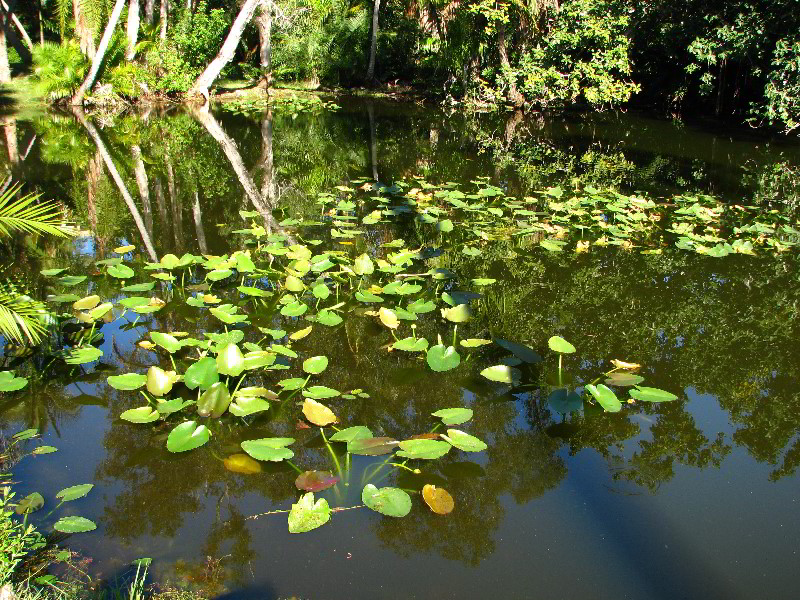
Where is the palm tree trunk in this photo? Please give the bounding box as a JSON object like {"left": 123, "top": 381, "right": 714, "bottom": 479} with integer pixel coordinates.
{"left": 38, "top": 0, "right": 44, "bottom": 45}
{"left": 0, "top": 1, "right": 33, "bottom": 51}
{"left": 497, "top": 23, "right": 524, "bottom": 108}
{"left": 72, "top": 0, "right": 127, "bottom": 106}
{"left": 126, "top": 0, "right": 140, "bottom": 60}
{"left": 367, "top": 102, "right": 378, "bottom": 181}
{"left": 73, "top": 0, "right": 96, "bottom": 59}
{"left": 73, "top": 107, "right": 159, "bottom": 261}
{"left": 192, "top": 191, "right": 208, "bottom": 254}
{"left": 189, "top": 0, "right": 263, "bottom": 102}
{"left": 0, "top": 12, "right": 9, "bottom": 84}
{"left": 2, "top": 117, "right": 17, "bottom": 164}
{"left": 366, "top": 0, "right": 380, "bottom": 83}
{"left": 131, "top": 145, "right": 153, "bottom": 236}
{"left": 255, "top": 0, "right": 272, "bottom": 88}
{"left": 159, "top": 0, "right": 168, "bottom": 40}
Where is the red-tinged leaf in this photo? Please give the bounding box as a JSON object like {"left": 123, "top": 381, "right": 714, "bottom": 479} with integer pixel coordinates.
{"left": 296, "top": 420, "right": 311, "bottom": 430}
{"left": 295, "top": 470, "right": 340, "bottom": 492}
{"left": 347, "top": 436, "right": 399, "bottom": 455}
{"left": 410, "top": 433, "right": 440, "bottom": 440}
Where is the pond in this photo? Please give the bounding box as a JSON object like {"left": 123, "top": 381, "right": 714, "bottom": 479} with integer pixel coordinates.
{"left": 1, "top": 98, "right": 799, "bottom": 600}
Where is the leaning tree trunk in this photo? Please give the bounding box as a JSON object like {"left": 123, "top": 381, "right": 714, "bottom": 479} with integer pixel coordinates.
{"left": 159, "top": 0, "right": 168, "bottom": 40}
{"left": 188, "top": 0, "right": 263, "bottom": 102}
{"left": 131, "top": 144, "right": 153, "bottom": 236}
{"left": 126, "top": 0, "right": 140, "bottom": 60}
{"left": 72, "top": 0, "right": 127, "bottom": 105}
{"left": 0, "top": 11, "right": 9, "bottom": 83}
{"left": 73, "top": 0, "right": 96, "bottom": 59}
{"left": 255, "top": 0, "right": 272, "bottom": 88}
{"left": 366, "top": 0, "right": 380, "bottom": 83}
{"left": 1, "top": 1, "right": 33, "bottom": 51}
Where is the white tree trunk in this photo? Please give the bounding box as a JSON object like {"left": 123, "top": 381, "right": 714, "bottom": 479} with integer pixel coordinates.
{"left": 366, "top": 0, "right": 380, "bottom": 82}
{"left": 131, "top": 144, "right": 153, "bottom": 235}
{"left": 0, "top": 11, "right": 10, "bottom": 84}
{"left": 144, "top": 0, "right": 155, "bottom": 24}
{"left": 126, "top": 0, "right": 140, "bottom": 60}
{"left": 192, "top": 191, "right": 208, "bottom": 254}
{"left": 72, "top": 0, "right": 127, "bottom": 105}
{"left": 1, "top": 1, "right": 33, "bottom": 51}
{"left": 159, "top": 0, "right": 168, "bottom": 40}
{"left": 73, "top": 0, "right": 96, "bottom": 59}
{"left": 255, "top": 0, "right": 272, "bottom": 87}
{"left": 189, "top": 0, "right": 263, "bottom": 101}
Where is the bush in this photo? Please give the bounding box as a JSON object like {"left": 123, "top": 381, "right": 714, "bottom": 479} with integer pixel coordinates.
{"left": 761, "top": 38, "right": 800, "bottom": 132}
{"left": 31, "top": 41, "right": 88, "bottom": 101}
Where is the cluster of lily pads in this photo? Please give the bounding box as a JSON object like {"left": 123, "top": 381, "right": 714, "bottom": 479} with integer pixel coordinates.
{"left": 221, "top": 94, "right": 340, "bottom": 117}
{"left": 13, "top": 175, "right": 704, "bottom": 534}
{"left": 317, "top": 178, "right": 800, "bottom": 256}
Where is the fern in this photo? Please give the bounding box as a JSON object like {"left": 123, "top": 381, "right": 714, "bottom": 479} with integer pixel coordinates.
{"left": 0, "top": 185, "right": 74, "bottom": 239}
{"left": 0, "top": 280, "right": 49, "bottom": 346}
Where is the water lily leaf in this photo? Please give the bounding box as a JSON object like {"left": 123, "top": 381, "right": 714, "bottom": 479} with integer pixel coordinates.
{"left": 378, "top": 307, "right": 399, "bottom": 329}
{"left": 47, "top": 294, "right": 80, "bottom": 303}
{"left": 392, "top": 337, "right": 428, "bottom": 352}
{"left": 548, "top": 336, "right": 576, "bottom": 354}
{"left": 41, "top": 268, "right": 66, "bottom": 277}
{"left": 295, "top": 471, "right": 340, "bottom": 492}
{"left": 312, "top": 283, "right": 330, "bottom": 299}
{"left": 73, "top": 295, "right": 100, "bottom": 311}
{"left": 441, "top": 303, "right": 472, "bottom": 323}
{"left": 241, "top": 437, "right": 294, "bottom": 461}
{"left": 210, "top": 307, "right": 248, "bottom": 324}
{"left": 302, "top": 386, "right": 340, "bottom": 399}
{"left": 548, "top": 388, "right": 582, "bottom": 414}
{"left": 432, "top": 408, "right": 473, "bottom": 425}
{"left": 119, "top": 405, "right": 160, "bottom": 423}
{"left": 353, "top": 253, "right": 374, "bottom": 275}
{"left": 281, "top": 301, "right": 308, "bottom": 317}
{"left": 585, "top": 384, "right": 622, "bottom": 412}
{"left": 285, "top": 275, "right": 305, "bottom": 292}
{"left": 223, "top": 453, "right": 262, "bottom": 475}
{"left": 278, "top": 377, "right": 307, "bottom": 390}
{"left": 54, "top": 516, "right": 96, "bottom": 533}
{"left": 243, "top": 351, "right": 276, "bottom": 370}
{"left": 629, "top": 386, "right": 678, "bottom": 402}
{"left": 107, "top": 373, "right": 147, "bottom": 391}
{"left": 151, "top": 332, "right": 182, "bottom": 354}
{"left": 88, "top": 302, "right": 113, "bottom": 320}
{"left": 437, "top": 219, "right": 454, "bottom": 233}
{"left": 118, "top": 296, "right": 151, "bottom": 309}
{"left": 197, "top": 382, "right": 232, "bottom": 418}
{"left": 32, "top": 445, "right": 58, "bottom": 455}
{"left": 610, "top": 359, "right": 642, "bottom": 370}
{"left": 114, "top": 245, "right": 135, "bottom": 253}
{"left": 396, "top": 439, "right": 451, "bottom": 460}
{"left": 146, "top": 366, "right": 176, "bottom": 396}
{"left": 132, "top": 297, "right": 166, "bottom": 313}
{"left": 494, "top": 339, "right": 541, "bottom": 363}
{"left": 216, "top": 343, "right": 245, "bottom": 377}
{"left": 316, "top": 309, "right": 343, "bottom": 326}
{"left": 302, "top": 398, "right": 338, "bottom": 426}
{"left": 347, "top": 437, "right": 398, "bottom": 455}
{"left": 234, "top": 387, "right": 277, "bottom": 399}
{"left": 151, "top": 272, "right": 175, "bottom": 281}
{"left": 407, "top": 299, "right": 436, "bottom": 313}
{"left": 56, "top": 484, "right": 93, "bottom": 502}
{"left": 605, "top": 372, "right": 645, "bottom": 387}
{"left": 156, "top": 398, "right": 194, "bottom": 415}
{"left": 167, "top": 421, "right": 210, "bottom": 453}
{"left": 290, "top": 326, "right": 313, "bottom": 341}
{"left": 427, "top": 342, "right": 460, "bottom": 372}
{"left": 121, "top": 282, "right": 155, "bottom": 292}
{"left": 288, "top": 492, "right": 331, "bottom": 533}
{"left": 207, "top": 269, "right": 233, "bottom": 282}
{"left": 0, "top": 372, "right": 28, "bottom": 392}
{"left": 65, "top": 346, "right": 103, "bottom": 365}
{"left": 229, "top": 396, "right": 270, "bottom": 417}
{"left": 303, "top": 355, "right": 328, "bottom": 375}
{"left": 471, "top": 278, "right": 496, "bottom": 286}
{"left": 460, "top": 338, "right": 492, "bottom": 348}
{"left": 107, "top": 264, "right": 135, "bottom": 279}
{"left": 480, "top": 365, "right": 520, "bottom": 384}
{"left": 238, "top": 286, "right": 268, "bottom": 297}
{"left": 362, "top": 484, "right": 411, "bottom": 517}
{"left": 58, "top": 275, "right": 87, "bottom": 287}
{"left": 184, "top": 357, "right": 219, "bottom": 391}
{"left": 330, "top": 426, "right": 373, "bottom": 443}
{"left": 355, "top": 290, "right": 383, "bottom": 303}
{"left": 441, "top": 429, "right": 487, "bottom": 452}
{"left": 422, "top": 484, "right": 454, "bottom": 515}
{"left": 15, "top": 492, "right": 44, "bottom": 514}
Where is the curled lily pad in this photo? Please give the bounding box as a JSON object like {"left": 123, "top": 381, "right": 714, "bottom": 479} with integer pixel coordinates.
{"left": 151, "top": 332, "right": 182, "bottom": 354}
{"left": 15, "top": 492, "right": 44, "bottom": 514}
{"left": 362, "top": 484, "right": 411, "bottom": 517}
{"left": 585, "top": 383, "right": 622, "bottom": 412}
{"left": 216, "top": 343, "right": 245, "bottom": 377}
{"left": 290, "top": 326, "right": 313, "bottom": 341}
{"left": 228, "top": 396, "right": 270, "bottom": 417}
{"left": 422, "top": 484, "right": 454, "bottom": 515}
{"left": 288, "top": 492, "right": 331, "bottom": 533}
{"left": 493, "top": 339, "right": 541, "bottom": 363}
{"left": 197, "top": 382, "right": 232, "bottom": 418}
{"left": 146, "top": 366, "right": 177, "bottom": 396}
{"left": 378, "top": 307, "right": 399, "bottom": 329}
{"left": 353, "top": 253, "right": 374, "bottom": 275}
{"left": 166, "top": 421, "right": 210, "bottom": 453}
{"left": 441, "top": 429, "right": 487, "bottom": 452}
{"left": 73, "top": 295, "right": 100, "bottom": 310}
{"left": 295, "top": 470, "right": 340, "bottom": 492}
{"left": 441, "top": 303, "right": 472, "bottom": 323}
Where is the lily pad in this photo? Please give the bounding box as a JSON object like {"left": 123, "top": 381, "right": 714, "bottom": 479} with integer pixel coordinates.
{"left": 427, "top": 342, "right": 460, "bottom": 372}
{"left": 302, "top": 398, "right": 338, "bottom": 426}
{"left": 302, "top": 355, "right": 329, "bottom": 375}
{"left": 441, "top": 429, "right": 487, "bottom": 452}
{"left": 432, "top": 408, "right": 473, "bottom": 425}
{"left": 184, "top": 357, "right": 219, "bottom": 391}
{"left": 241, "top": 437, "right": 294, "bottom": 462}
{"left": 330, "top": 426, "right": 373, "bottom": 443}
{"left": 56, "top": 484, "right": 93, "bottom": 502}
{"left": 106, "top": 373, "right": 148, "bottom": 391}
{"left": 422, "top": 484, "right": 454, "bottom": 515}
{"left": 347, "top": 437, "right": 398, "bottom": 455}
{"left": 288, "top": 492, "right": 331, "bottom": 533}
{"left": 480, "top": 365, "right": 520, "bottom": 384}
{"left": 629, "top": 386, "right": 678, "bottom": 402}
{"left": 223, "top": 453, "right": 262, "bottom": 475}
{"left": 228, "top": 396, "right": 270, "bottom": 417}
{"left": 362, "top": 484, "right": 411, "bottom": 517}
{"left": 15, "top": 492, "right": 44, "bottom": 515}
{"left": 295, "top": 470, "right": 340, "bottom": 492}
{"left": 396, "top": 439, "right": 451, "bottom": 460}
{"left": 151, "top": 332, "right": 182, "bottom": 354}
{"left": 54, "top": 516, "right": 96, "bottom": 533}
{"left": 107, "top": 264, "right": 135, "bottom": 279}
{"left": 548, "top": 336, "right": 576, "bottom": 354}
{"left": 0, "top": 371, "right": 28, "bottom": 392}
{"left": 548, "top": 388, "right": 582, "bottom": 414}
{"left": 585, "top": 383, "right": 622, "bottom": 412}
{"left": 120, "top": 406, "right": 160, "bottom": 423}
{"left": 166, "top": 421, "right": 211, "bottom": 453}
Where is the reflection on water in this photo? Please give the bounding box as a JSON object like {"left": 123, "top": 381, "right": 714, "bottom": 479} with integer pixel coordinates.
{"left": 0, "top": 101, "right": 798, "bottom": 600}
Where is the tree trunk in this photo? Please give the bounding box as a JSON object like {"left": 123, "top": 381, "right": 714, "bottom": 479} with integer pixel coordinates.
{"left": 190, "top": 106, "right": 291, "bottom": 240}
{"left": 192, "top": 191, "right": 208, "bottom": 254}
{"left": 126, "top": 0, "right": 140, "bottom": 60}
{"left": 497, "top": 23, "right": 524, "bottom": 108}
{"left": 255, "top": 0, "right": 272, "bottom": 88}
{"left": 189, "top": 0, "right": 263, "bottom": 102}
{"left": 73, "top": 0, "right": 96, "bottom": 59}
{"left": 259, "top": 110, "right": 274, "bottom": 204}
{"left": 165, "top": 157, "right": 182, "bottom": 249}
{"left": 1, "top": 1, "right": 33, "bottom": 51}
{"left": 131, "top": 144, "right": 153, "bottom": 236}
{"left": 144, "top": 0, "right": 154, "bottom": 24}
{"left": 0, "top": 11, "right": 10, "bottom": 84}
{"left": 366, "top": 0, "right": 380, "bottom": 83}
{"left": 73, "top": 108, "right": 158, "bottom": 261}
{"left": 2, "top": 118, "right": 17, "bottom": 164}
{"left": 159, "top": 0, "right": 168, "bottom": 40}
{"left": 38, "top": 0, "right": 44, "bottom": 44}
{"left": 72, "top": 0, "right": 127, "bottom": 105}
{"left": 367, "top": 102, "right": 378, "bottom": 181}
{"left": 87, "top": 149, "right": 101, "bottom": 240}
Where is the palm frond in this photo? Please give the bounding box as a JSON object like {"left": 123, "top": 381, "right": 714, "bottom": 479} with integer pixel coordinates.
{"left": 0, "top": 280, "right": 49, "bottom": 346}
{"left": 0, "top": 184, "right": 75, "bottom": 239}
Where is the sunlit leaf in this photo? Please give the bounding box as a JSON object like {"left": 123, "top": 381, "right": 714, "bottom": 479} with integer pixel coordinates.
{"left": 288, "top": 492, "right": 331, "bottom": 533}
{"left": 302, "top": 355, "right": 329, "bottom": 375}
{"left": 241, "top": 437, "right": 294, "bottom": 461}
{"left": 441, "top": 429, "right": 487, "bottom": 452}
{"left": 432, "top": 408, "right": 473, "bottom": 425}
{"left": 295, "top": 470, "right": 339, "bottom": 492}
{"left": 302, "top": 398, "right": 338, "bottom": 426}
{"left": 223, "top": 453, "right": 262, "bottom": 475}
{"left": 422, "top": 484, "right": 454, "bottom": 515}
{"left": 548, "top": 336, "right": 576, "bottom": 353}
{"left": 629, "top": 386, "right": 678, "bottom": 402}
{"left": 54, "top": 516, "right": 96, "bottom": 533}
{"left": 362, "top": 484, "right": 411, "bottom": 517}
{"left": 166, "top": 421, "right": 210, "bottom": 453}
{"left": 396, "top": 439, "right": 451, "bottom": 459}
{"left": 585, "top": 384, "right": 622, "bottom": 412}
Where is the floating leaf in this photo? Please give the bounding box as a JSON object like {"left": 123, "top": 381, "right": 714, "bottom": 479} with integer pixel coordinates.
{"left": 216, "top": 343, "right": 245, "bottom": 377}
{"left": 548, "top": 388, "right": 582, "bottom": 413}
{"left": 604, "top": 372, "right": 645, "bottom": 387}
{"left": 290, "top": 326, "right": 313, "bottom": 341}
{"left": 197, "top": 382, "right": 232, "bottom": 418}
{"left": 0, "top": 372, "right": 28, "bottom": 392}
{"left": 330, "top": 426, "right": 373, "bottom": 443}
{"left": 73, "top": 295, "right": 100, "bottom": 310}
{"left": 312, "top": 283, "right": 330, "bottom": 300}
{"left": 629, "top": 386, "right": 678, "bottom": 403}
{"left": 347, "top": 437, "right": 398, "bottom": 455}
{"left": 493, "top": 338, "right": 541, "bottom": 363}
{"left": 228, "top": 396, "right": 270, "bottom": 417}
{"left": 65, "top": 346, "right": 103, "bottom": 365}
{"left": 316, "top": 310, "right": 343, "bottom": 326}
{"left": 460, "top": 338, "right": 492, "bottom": 348}
{"left": 295, "top": 471, "right": 340, "bottom": 492}
{"left": 302, "top": 355, "right": 329, "bottom": 375}
{"left": 396, "top": 439, "right": 451, "bottom": 460}
{"left": 15, "top": 492, "right": 44, "bottom": 514}
{"left": 40, "top": 268, "right": 66, "bottom": 277}
{"left": 32, "top": 446, "right": 58, "bottom": 455}
{"left": 114, "top": 245, "right": 135, "bottom": 253}
{"left": 150, "top": 332, "right": 182, "bottom": 354}
{"left": 548, "top": 336, "right": 576, "bottom": 354}
{"left": 355, "top": 290, "right": 383, "bottom": 303}
{"left": 432, "top": 408, "right": 473, "bottom": 425}
{"left": 121, "top": 282, "right": 155, "bottom": 292}
{"left": 146, "top": 366, "right": 176, "bottom": 396}
{"left": 378, "top": 307, "right": 399, "bottom": 329}
{"left": 58, "top": 275, "right": 87, "bottom": 287}
{"left": 107, "top": 264, "right": 135, "bottom": 279}
{"left": 441, "top": 303, "right": 472, "bottom": 323}
{"left": 288, "top": 492, "right": 331, "bottom": 533}
{"left": 392, "top": 337, "right": 429, "bottom": 352}
{"left": 353, "top": 253, "right": 374, "bottom": 275}
{"left": 120, "top": 406, "right": 160, "bottom": 423}
{"left": 107, "top": 373, "right": 147, "bottom": 391}
{"left": 422, "top": 484, "right": 454, "bottom": 515}
{"left": 184, "top": 357, "right": 219, "bottom": 391}
{"left": 585, "top": 384, "right": 622, "bottom": 412}
{"left": 302, "top": 386, "right": 340, "bottom": 399}
{"left": 471, "top": 278, "right": 496, "bottom": 286}
{"left": 54, "top": 516, "right": 96, "bottom": 533}
{"left": 441, "top": 429, "right": 487, "bottom": 452}
{"left": 480, "top": 365, "right": 520, "bottom": 384}
{"left": 241, "top": 437, "right": 294, "bottom": 462}
{"left": 166, "top": 421, "right": 210, "bottom": 453}
{"left": 56, "top": 484, "right": 93, "bottom": 502}
{"left": 610, "top": 359, "right": 641, "bottom": 370}
{"left": 156, "top": 398, "right": 193, "bottom": 415}
{"left": 302, "top": 398, "right": 338, "bottom": 426}
{"left": 88, "top": 302, "right": 113, "bottom": 320}
{"left": 362, "top": 484, "right": 411, "bottom": 517}
{"left": 280, "top": 301, "right": 308, "bottom": 317}
{"left": 427, "top": 342, "right": 460, "bottom": 372}
{"left": 223, "top": 453, "right": 262, "bottom": 475}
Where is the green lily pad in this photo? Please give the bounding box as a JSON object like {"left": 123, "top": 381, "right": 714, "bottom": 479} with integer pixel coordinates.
{"left": 197, "top": 382, "right": 232, "bottom": 418}
{"left": 585, "top": 383, "right": 622, "bottom": 412}
{"left": 427, "top": 342, "right": 460, "bottom": 372}
{"left": 288, "top": 492, "right": 331, "bottom": 533}
{"left": 362, "top": 484, "right": 412, "bottom": 517}
{"left": 120, "top": 406, "right": 160, "bottom": 423}
{"left": 392, "top": 337, "right": 429, "bottom": 352}
{"left": 0, "top": 371, "right": 28, "bottom": 392}
{"left": 15, "top": 492, "right": 44, "bottom": 514}
{"left": 303, "top": 355, "right": 329, "bottom": 375}
{"left": 441, "top": 429, "right": 487, "bottom": 452}
{"left": 56, "top": 484, "right": 93, "bottom": 502}
{"left": 432, "top": 408, "right": 473, "bottom": 425}
{"left": 629, "top": 386, "right": 678, "bottom": 402}
{"left": 121, "top": 282, "right": 156, "bottom": 292}
{"left": 107, "top": 264, "right": 135, "bottom": 279}
{"left": 302, "top": 386, "right": 340, "bottom": 399}
{"left": 184, "top": 357, "right": 219, "bottom": 391}
{"left": 228, "top": 396, "right": 270, "bottom": 417}
{"left": 480, "top": 365, "right": 520, "bottom": 384}
{"left": 548, "top": 336, "right": 576, "bottom": 354}
{"left": 316, "top": 310, "right": 343, "bottom": 326}
{"left": 329, "top": 426, "right": 373, "bottom": 443}
{"left": 54, "top": 516, "right": 96, "bottom": 533}
{"left": 150, "top": 332, "right": 182, "bottom": 354}
{"left": 241, "top": 437, "right": 295, "bottom": 462}
{"left": 166, "top": 421, "right": 211, "bottom": 453}
{"left": 65, "top": 346, "right": 103, "bottom": 365}
{"left": 396, "top": 439, "right": 451, "bottom": 460}
{"left": 548, "top": 388, "right": 582, "bottom": 413}
{"left": 107, "top": 373, "right": 148, "bottom": 391}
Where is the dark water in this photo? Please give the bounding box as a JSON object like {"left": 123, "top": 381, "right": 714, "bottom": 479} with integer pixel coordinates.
{"left": 1, "top": 99, "right": 799, "bottom": 600}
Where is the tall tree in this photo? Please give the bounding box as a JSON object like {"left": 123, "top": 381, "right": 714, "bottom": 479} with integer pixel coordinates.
{"left": 189, "top": 0, "right": 264, "bottom": 101}
{"left": 159, "top": 0, "right": 168, "bottom": 40}
{"left": 126, "top": 0, "right": 140, "bottom": 60}
{"left": 1, "top": 1, "right": 34, "bottom": 51}
{"left": 255, "top": 0, "right": 272, "bottom": 88}
{"left": 366, "top": 0, "right": 380, "bottom": 83}
{"left": 144, "top": 0, "right": 155, "bottom": 24}
{"left": 73, "top": 0, "right": 96, "bottom": 59}
{"left": 0, "top": 9, "right": 10, "bottom": 84}
{"left": 72, "top": 0, "right": 127, "bottom": 105}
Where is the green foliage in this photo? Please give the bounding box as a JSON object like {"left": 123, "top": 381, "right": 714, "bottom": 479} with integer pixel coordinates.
{"left": 31, "top": 41, "right": 88, "bottom": 101}
{"left": 0, "top": 487, "right": 45, "bottom": 586}
{"left": 761, "top": 38, "right": 800, "bottom": 132}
